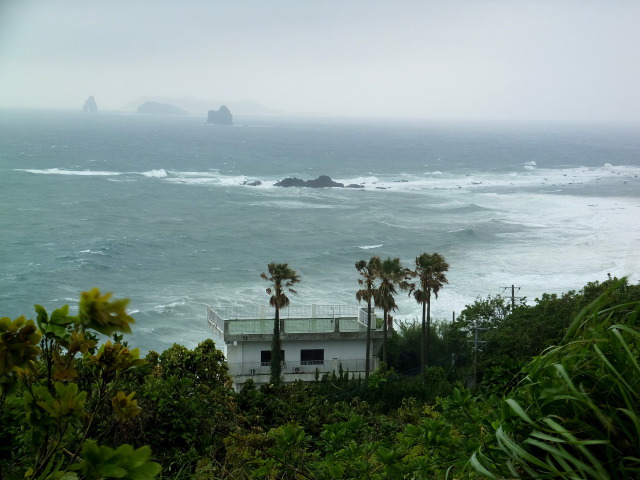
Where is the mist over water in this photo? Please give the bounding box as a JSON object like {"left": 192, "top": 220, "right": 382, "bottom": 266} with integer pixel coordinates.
{"left": 1, "top": 111, "right": 639, "bottom": 352}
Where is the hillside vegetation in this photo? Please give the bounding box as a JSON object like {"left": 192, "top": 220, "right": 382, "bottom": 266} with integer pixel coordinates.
{"left": 1, "top": 277, "right": 638, "bottom": 479}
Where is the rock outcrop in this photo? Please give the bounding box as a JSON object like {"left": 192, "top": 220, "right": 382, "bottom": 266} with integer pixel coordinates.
{"left": 275, "top": 175, "right": 345, "bottom": 188}
{"left": 137, "top": 101, "right": 188, "bottom": 115}
{"left": 83, "top": 96, "right": 98, "bottom": 113}
{"left": 207, "top": 105, "right": 233, "bottom": 125}
{"left": 242, "top": 175, "right": 364, "bottom": 189}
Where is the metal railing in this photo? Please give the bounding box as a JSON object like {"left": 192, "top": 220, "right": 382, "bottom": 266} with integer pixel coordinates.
{"left": 207, "top": 307, "right": 224, "bottom": 336}
{"left": 210, "top": 304, "right": 366, "bottom": 320}
{"left": 207, "top": 304, "right": 378, "bottom": 335}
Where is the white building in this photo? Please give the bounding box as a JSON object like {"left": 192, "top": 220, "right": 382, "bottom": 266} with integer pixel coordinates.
{"left": 207, "top": 303, "right": 384, "bottom": 390}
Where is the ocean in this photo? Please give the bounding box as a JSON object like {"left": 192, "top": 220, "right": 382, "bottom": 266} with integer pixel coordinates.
{"left": 1, "top": 110, "right": 639, "bottom": 353}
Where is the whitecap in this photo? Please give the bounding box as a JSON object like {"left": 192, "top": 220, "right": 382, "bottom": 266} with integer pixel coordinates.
{"left": 336, "top": 176, "right": 380, "bottom": 185}
{"left": 141, "top": 169, "right": 168, "bottom": 178}
{"left": 170, "top": 170, "right": 219, "bottom": 177}
{"left": 357, "top": 244, "right": 383, "bottom": 250}
{"left": 16, "top": 168, "right": 121, "bottom": 176}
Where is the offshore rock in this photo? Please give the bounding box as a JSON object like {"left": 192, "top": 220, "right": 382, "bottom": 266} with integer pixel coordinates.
{"left": 275, "top": 175, "right": 344, "bottom": 188}
{"left": 83, "top": 96, "right": 98, "bottom": 113}
{"left": 137, "top": 101, "right": 187, "bottom": 115}
{"left": 207, "top": 105, "right": 233, "bottom": 125}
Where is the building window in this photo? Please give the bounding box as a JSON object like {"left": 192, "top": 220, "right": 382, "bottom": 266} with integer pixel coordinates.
{"left": 261, "top": 350, "right": 284, "bottom": 366}
{"left": 300, "top": 349, "right": 324, "bottom": 365}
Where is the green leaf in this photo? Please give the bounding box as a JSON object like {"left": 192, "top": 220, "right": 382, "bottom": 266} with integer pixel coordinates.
{"left": 469, "top": 452, "right": 497, "bottom": 479}
{"left": 505, "top": 398, "right": 535, "bottom": 425}
{"left": 50, "top": 305, "right": 71, "bottom": 325}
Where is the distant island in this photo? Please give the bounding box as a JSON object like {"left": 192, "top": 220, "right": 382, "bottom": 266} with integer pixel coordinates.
{"left": 83, "top": 96, "right": 98, "bottom": 113}
{"left": 137, "top": 101, "right": 188, "bottom": 115}
{"left": 123, "top": 96, "right": 277, "bottom": 115}
{"left": 207, "top": 106, "right": 233, "bottom": 125}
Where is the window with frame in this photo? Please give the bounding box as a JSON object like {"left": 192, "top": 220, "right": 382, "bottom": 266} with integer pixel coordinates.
{"left": 300, "top": 349, "right": 324, "bottom": 365}
{"left": 261, "top": 350, "right": 284, "bottom": 366}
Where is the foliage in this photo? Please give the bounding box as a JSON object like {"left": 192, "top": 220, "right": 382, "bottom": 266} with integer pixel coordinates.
{"left": 0, "top": 289, "right": 160, "bottom": 480}
{"left": 5, "top": 277, "right": 639, "bottom": 479}
{"left": 472, "top": 280, "right": 640, "bottom": 479}
{"left": 101, "top": 339, "right": 236, "bottom": 476}
{"left": 72, "top": 442, "right": 161, "bottom": 480}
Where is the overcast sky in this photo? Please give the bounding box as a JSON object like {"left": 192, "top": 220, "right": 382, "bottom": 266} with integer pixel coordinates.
{"left": 1, "top": 0, "right": 639, "bottom": 121}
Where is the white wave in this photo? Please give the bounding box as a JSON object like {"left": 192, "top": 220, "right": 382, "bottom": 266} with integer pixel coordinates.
{"left": 218, "top": 175, "right": 250, "bottom": 186}
{"left": 336, "top": 175, "right": 380, "bottom": 185}
{"left": 164, "top": 177, "right": 219, "bottom": 185}
{"left": 107, "top": 177, "right": 137, "bottom": 182}
{"left": 154, "top": 299, "right": 188, "bottom": 311}
{"left": 141, "top": 169, "right": 168, "bottom": 178}
{"left": 252, "top": 199, "right": 338, "bottom": 209}
{"left": 358, "top": 244, "right": 383, "bottom": 249}
{"left": 16, "top": 168, "right": 121, "bottom": 176}
{"left": 78, "top": 249, "right": 106, "bottom": 255}
{"left": 169, "top": 170, "right": 220, "bottom": 177}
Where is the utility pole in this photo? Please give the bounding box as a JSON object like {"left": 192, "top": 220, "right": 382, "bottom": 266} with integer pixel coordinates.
{"left": 501, "top": 284, "right": 521, "bottom": 311}
{"left": 466, "top": 323, "right": 487, "bottom": 390}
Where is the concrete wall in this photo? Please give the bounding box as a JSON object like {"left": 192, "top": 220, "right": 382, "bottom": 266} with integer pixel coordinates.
{"left": 226, "top": 337, "right": 382, "bottom": 389}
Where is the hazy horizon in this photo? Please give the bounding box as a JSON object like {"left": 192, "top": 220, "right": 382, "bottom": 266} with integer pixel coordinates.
{"left": 1, "top": 1, "right": 639, "bottom": 122}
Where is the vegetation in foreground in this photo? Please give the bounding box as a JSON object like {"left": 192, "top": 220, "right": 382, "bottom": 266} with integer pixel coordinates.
{"left": 1, "top": 276, "right": 639, "bottom": 479}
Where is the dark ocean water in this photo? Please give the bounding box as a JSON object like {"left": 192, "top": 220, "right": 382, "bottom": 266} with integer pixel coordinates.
{"left": 1, "top": 110, "right": 639, "bottom": 352}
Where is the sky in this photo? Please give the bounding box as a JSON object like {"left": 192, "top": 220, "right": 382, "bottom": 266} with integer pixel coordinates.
{"left": 0, "top": 0, "right": 639, "bottom": 122}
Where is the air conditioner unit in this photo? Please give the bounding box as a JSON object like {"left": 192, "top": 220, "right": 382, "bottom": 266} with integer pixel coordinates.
{"left": 294, "top": 367, "right": 301, "bottom": 373}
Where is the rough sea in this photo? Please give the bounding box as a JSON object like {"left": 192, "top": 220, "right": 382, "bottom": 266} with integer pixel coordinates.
{"left": 1, "top": 110, "right": 639, "bottom": 353}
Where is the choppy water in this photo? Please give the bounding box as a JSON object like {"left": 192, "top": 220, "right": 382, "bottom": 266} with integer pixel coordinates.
{"left": 1, "top": 110, "right": 639, "bottom": 352}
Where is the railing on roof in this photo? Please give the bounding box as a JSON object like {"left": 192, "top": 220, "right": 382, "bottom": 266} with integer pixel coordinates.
{"left": 207, "top": 304, "right": 376, "bottom": 336}
{"left": 213, "top": 304, "right": 362, "bottom": 320}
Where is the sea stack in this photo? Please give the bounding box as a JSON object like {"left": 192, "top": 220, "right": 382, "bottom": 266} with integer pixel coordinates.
{"left": 83, "top": 96, "right": 98, "bottom": 113}
{"left": 207, "top": 105, "right": 233, "bottom": 125}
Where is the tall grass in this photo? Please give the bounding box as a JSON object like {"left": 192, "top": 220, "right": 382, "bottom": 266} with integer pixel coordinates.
{"left": 472, "top": 280, "right": 640, "bottom": 479}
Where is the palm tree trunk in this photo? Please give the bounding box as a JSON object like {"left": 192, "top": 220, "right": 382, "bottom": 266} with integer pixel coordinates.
{"left": 421, "top": 300, "right": 427, "bottom": 373}
{"left": 365, "top": 298, "right": 371, "bottom": 383}
{"left": 271, "top": 306, "right": 282, "bottom": 384}
{"left": 383, "top": 308, "right": 388, "bottom": 365}
{"left": 426, "top": 291, "right": 431, "bottom": 367}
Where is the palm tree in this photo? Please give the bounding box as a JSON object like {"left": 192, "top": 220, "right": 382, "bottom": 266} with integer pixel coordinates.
{"left": 355, "top": 256, "right": 381, "bottom": 382}
{"left": 411, "top": 253, "right": 449, "bottom": 371}
{"left": 261, "top": 262, "right": 300, "bottom": 385}
{"left": 375, "top": 257, "right": 412, "bottom": 365}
